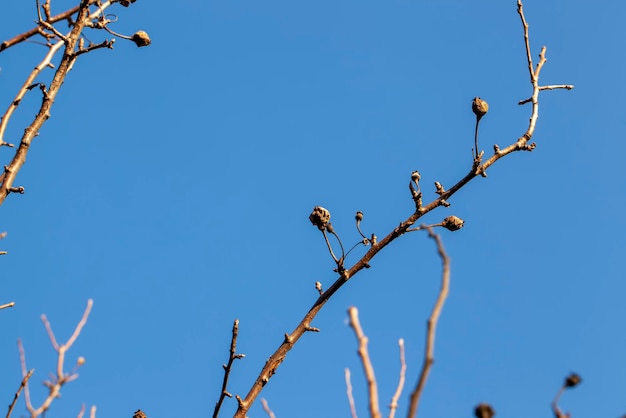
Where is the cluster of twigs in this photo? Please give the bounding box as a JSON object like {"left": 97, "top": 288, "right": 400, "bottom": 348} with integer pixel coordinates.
{"left": 0, "top": 0, "right": 150, "bottom": 209}
{"left": 1, "top": 1, "right": 148, "bottom": 417}
{"left": 210, "top": 1, "right": 575, "bottom": 418}
{"left": 8, "top": 300, "right": 94, "bottom": 418}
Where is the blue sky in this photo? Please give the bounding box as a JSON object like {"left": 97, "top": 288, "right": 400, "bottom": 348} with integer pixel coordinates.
{"left": 1, "top": 1, "right": 625, "bottom": 417}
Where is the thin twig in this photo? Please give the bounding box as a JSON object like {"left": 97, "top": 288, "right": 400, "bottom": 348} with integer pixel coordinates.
{"left": 345, "top": 368, "right": 358, "bottom": 418}
{"left": 232, "top": 3, "right": 572, "bottom": 415}
{"left": 213, "top": 319, "right": 244, "bottom": 418}
{"left": 0, "top": 302, "right": 15, "bottom": 310}
{"left": 0, "top": 2, "right": 97, "bottom": 52}
{"left": 20, "top": 299, "right": 94, "bottom": 417}
{"left": 6, "top": 369, "right": 34, "bottom": 418}
{"left": 348, "top": 307, "right": 381, "bottom": 418}
{"left": 552, "top": 386, "right": 567, "bottom": 418}
{"left": 407, "top": 228, "right": 450, "bottom": 418}
{"left": 388, "top": 339, "right": 406, "bottom": 418}
{"left": 260, "top": 398, "right": 276, "bottom": 418}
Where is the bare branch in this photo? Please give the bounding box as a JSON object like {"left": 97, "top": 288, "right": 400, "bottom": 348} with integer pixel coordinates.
{"left": 213, "top": 319, "right": 245, "bottom": 418}
{"left": 6, "top": 369, "right": 34, "bottom": 418}
{"left": 388, "top": 339, "right": 406, "bottom": 418}
{"left": 19, "top": 300, "right": 94, "bottom": 417}
{"left": 232, "top": 3, "right": 572, "bottom": 415}
{"left": 407, "top": 228, "right": 450, "bottom": 418}
{"left": 348, "top": 307, "right": 381, "bottom": 418}
{"left": 345, "top": 368, "right": 358, "bottom": 418}
{"left": 0, "top": 1, "right": 117, "bottom": 206}
{"left": 260, "top": 399, "right": 276, "bottom": 418}
{"left": 0, "top": 302, "right": 15, "bottom": 310}
{"left": 0, "top": 3, "right": 94, "bottom": 52}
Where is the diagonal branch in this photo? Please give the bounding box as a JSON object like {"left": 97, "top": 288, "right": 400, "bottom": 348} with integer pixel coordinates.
{"left": 407, "top": 228, "right": 450, "bottom": 418}
{"left": 232, "top": 3, "right": 572, "bottom": 416}
{"left": 0, "top": 1, "right": 115, "bottom": 206}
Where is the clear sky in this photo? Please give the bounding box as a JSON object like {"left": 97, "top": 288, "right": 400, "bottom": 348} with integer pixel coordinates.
{"left": 1, "top": 1, "right": 625, "bottom": 417}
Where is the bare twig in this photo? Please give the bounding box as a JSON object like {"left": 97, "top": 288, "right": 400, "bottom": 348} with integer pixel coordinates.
{"left": 260, "top": 399, "right": 276, "bottom": 418}
{"left": 388, "top": 339, "right": 406, "bottom": 418}
{"left": 19, "top": 299, "right": 93, "bottom": 417}
{"left": 552, "top": 373, "right": 581, "bottom": 418}
{"left": 6, "top": 369, "right": 34, "bottom": 418}
{"left": 0, "top": 302, "right": 15, "bottom": 310}
{"left": 344, "top": 368, "right": 358, "bottom": 418}
{"left": 0, "top": 2, "right": 96, "bottom": 52}
{"left": 348, "top": 307, "right": 381, "bottom": 418}
{"left": 213, "top": 319, "right": 245, "bottom": 418}
{"left": 407, "top": 228, "right": 450, "bottom": 418}
{"left": 232, "top": 3, "right": 572, "bottom": 415}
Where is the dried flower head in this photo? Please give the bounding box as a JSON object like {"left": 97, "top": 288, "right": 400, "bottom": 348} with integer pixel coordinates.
{"left": 309, "top": 206, "right": 331, "bottom": 230}
{"left": 131, "top": 31, "right": 151, "bottom": 47}
{"left": 564, "top": 373, "right": 582, "bottom": 388}
{"left": 441, "top": 215, "right": 464, "bottom": 231}
{"left": 355, "top": 211, "right": 363, "bottom": 222}
{"left": 474, "top": 403, "right": 495, "bottom": 418}
{"left": 472, "top": 97, "right": 489, "bottom": 118}
{"left": 411, "top": 171, "right": 421, "bottom": 183}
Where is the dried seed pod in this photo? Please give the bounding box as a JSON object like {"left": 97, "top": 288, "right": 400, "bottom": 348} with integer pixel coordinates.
{"left": 411, "top": 170, "right": 421, "bottom": 183}
{"left": 472, "top": 97, "right": 489, "bottom": 118}
{"left": 119, "top": 0, "right": 137, "bottom": 6}
{"left": 442, "top": 215, "right": 464, "bottom": 231}
{"left": 131, "top": 31, "right": 151, "bottom": 47}
{"left": 474, "top": 403, "right": 495, "bottom": 418}
{"left": 355, "top": 211, "right": 363, "bottom": 222}
{"left": 309, "top": 206, "right": 331, "bottom": 230}
{"left": 564, "top": 373, "right": 582, "bottom": 388}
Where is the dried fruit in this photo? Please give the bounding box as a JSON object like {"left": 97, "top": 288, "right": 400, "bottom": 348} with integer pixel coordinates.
{"left": 472, "top": 97, "right": 489, "bottom": 118}
{"left": 309, "top": 206, "right": 331, "bottom": 231}
{"left": 441, "top": 215, "right": 464, "bottom": 231}
{"left": 131, "top": 31, "right": 151, "bottom": 47}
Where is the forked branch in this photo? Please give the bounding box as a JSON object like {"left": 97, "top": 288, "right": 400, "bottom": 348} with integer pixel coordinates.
{"left": 19, "top": 299, "right": 93, "bottom": 418}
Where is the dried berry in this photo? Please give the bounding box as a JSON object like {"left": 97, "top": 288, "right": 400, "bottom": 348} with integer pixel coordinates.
{"left": 441, "top": 215, "right": 464, "bottom": 231}
{"left": 131, "top": 31, "right": 151, "bottom": 47}
{"left": 564, "top": 373, "right": 582, "bottom": 388}
{"left": 309, "top": 206, "right": 331, "bottom": 231}
{"left": 472, "top": 97, "right": 489, "bottom": 118}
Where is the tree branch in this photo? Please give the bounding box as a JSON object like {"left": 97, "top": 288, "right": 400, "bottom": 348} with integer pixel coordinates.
{"left": 407, "top": 228, "right": 450, "bottom": 418}
{"left": 213, "top": 319, "right": 244, "bottom": 418}
{"left": 233, "top": 2, "right": 572, "bottom": 415}
{"left": 348, "top": 307, "right": 381, "bottom": 418}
